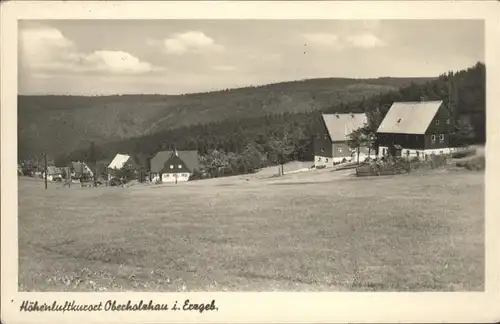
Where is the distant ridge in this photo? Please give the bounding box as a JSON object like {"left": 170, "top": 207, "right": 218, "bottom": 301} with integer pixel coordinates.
{"left": 18, "top": 76, "right": 434, "bottom": 160}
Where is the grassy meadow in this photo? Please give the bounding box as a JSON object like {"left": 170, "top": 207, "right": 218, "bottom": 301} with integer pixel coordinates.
{"left": 18, "top": 165, "right": 484, "bottom": 292}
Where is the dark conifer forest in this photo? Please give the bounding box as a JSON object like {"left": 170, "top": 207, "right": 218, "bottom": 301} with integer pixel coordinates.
{"left": 19, "top": 62, "right": 485, "bottom": 178}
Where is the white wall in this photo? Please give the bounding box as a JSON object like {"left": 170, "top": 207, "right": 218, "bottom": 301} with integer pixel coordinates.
{"left": 314, "top": 151, "right": 375, "bottom": 168}
{"left": 46, "top": 174, "right": 61, "bottom": 181}
{"left": 161, "top": 172, "right": 191, "bottom": 183}
{"left": 314, "top": 155, "right": 353, "bottom": 168}
{"left": 377, "top": 146, "right": 455, "bottom": 159}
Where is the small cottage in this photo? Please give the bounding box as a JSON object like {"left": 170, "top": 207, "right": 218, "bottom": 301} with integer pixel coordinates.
{"left": 43, "top": 166, "right": 63, "bottom": 181}
{"left": 161, "top": 150, "right": 199, "bottom": 183}
{"left": 150, "top": 150, "right": 199, "bottom": 183}
{"left": 69, "top": 161, "right": 94, "bottom": 180}
{"left": 106, "top": 153, "right": 141, "bottom": 181}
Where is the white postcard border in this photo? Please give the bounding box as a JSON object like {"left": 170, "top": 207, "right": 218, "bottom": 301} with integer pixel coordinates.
{"left": 2, "top": 1, "right": 499, "bottom": 323}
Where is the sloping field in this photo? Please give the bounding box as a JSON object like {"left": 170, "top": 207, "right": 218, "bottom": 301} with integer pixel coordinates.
{"left": 18, "top": 167, "right": 484, "bottom": 292}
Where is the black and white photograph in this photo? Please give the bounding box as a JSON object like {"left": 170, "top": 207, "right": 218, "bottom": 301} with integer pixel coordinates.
{"left": 2, "top": 1, "right": 500, "bottom": 323}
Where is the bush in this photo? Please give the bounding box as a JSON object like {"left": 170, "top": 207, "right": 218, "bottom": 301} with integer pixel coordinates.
{"left": 451, "top": 148, "right": 476, "bottom": 159}
{"left": 429, "top": 154, "right": 448, "bottom": 169}
{"left": 456, "top": 155, "right": 485, "bottom": 171}
{"left": 109, "top": 178, "right": 123, "bottom": 187}
{"left": 189, "top": 169, "right": 204, "bottom": 181}
{"left": 411, "top": 156, "right": 420, "bottom": 163}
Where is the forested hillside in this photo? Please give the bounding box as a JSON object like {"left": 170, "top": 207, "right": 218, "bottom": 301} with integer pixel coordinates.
{"left": 18, "top": 77, "right": 433, "bottom": 161}
{"left": 56, "top": 62, "right": 485, "bottom": 178}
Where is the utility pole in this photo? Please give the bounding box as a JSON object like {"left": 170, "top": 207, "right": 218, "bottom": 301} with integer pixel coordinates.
{"left": 90, "top": 142, "right": 97, "bottom": 187}
{"left": 43, "top": 153, "right": 48, "bottom": 189}
{"left": 173, "top": 143, "right": 178, "bottom": 185}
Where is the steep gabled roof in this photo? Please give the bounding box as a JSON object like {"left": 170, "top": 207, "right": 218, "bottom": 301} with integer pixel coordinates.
{"left": 150, "top": 150, "right": 173, "bottom": 173}
{"left": 376, "top": 100, "right": 443, "bottom": 135}
{"left": 322, "top": 113, "right": 367, "bottom": 142}
{"left": 107, "top": 153, "right": 131, "bottom": 170}
{"left": 176, "top": 151, "right": 199, "bottom": 172}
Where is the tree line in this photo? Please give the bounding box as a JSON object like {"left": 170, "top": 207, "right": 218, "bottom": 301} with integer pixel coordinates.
{"left": 50, "top": 62, "right": 485, "bottom": 180}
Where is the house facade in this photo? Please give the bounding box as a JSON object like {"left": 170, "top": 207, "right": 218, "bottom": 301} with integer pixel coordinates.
{"left": 150, "top": 150, "right": 173, "bottom": 182}
{"left": 155, "top": 150, "right": 199, "bottom": 183}
{"left": 69, "top": 161, "right": 94, "bottom": 180}
{"left": 44, "top": 166, "right": 63, "bottom": 181}
{"left": 376, "top": 100, "right": 453, "bottom": 159}
{"left": 313, "top": 113, "right": 370, "bottom": 168}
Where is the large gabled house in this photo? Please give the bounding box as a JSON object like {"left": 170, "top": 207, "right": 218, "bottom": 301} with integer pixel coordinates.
{"left": 376, "top": 100, "right": 453, "bottom": 159}
{"left": 150, "top": 150, "right": 199, "bottom": 183}
{"left": 313, "top": 113, "right": 370, "bottom": 168}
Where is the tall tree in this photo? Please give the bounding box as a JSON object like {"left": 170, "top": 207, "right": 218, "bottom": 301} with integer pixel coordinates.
{"left": 267, "top": 130, "right": 295, "bottom": 176}
{"left": 347, "top": 128, "right": 368, "bottom": 168}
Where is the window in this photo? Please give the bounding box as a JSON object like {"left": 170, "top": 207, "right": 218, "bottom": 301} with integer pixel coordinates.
{"left": 338, "top": 147, "right": 343, "bottom": 153}
{"left": 446, "top": 118, "right": 450, "bottom": 125}
{"left": 178, "top": 165, "right": 182, "bottom": 169}
{"left": 439, "top": 134, "right": 444, "bottom": 143}
{"left": 435, "top": 119, "right": 440, "bottom": 125}
{"left": 324, "top": 134, "right": 328, "bottom": 140}
{"left": 431, "top": 135, "right": 436, "bottom": 143}
{"left": 169, "top": 165, "right": 174, "bottom": 169}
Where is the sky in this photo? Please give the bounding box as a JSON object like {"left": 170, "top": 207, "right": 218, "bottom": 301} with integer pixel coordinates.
{"left": 18, "top": 19, "right": 484, "bottom": 95}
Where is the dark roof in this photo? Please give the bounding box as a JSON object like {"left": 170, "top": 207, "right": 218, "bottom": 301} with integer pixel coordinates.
{"left": 130, "top": 153, "right": 150, "bottom": 171}
{"left": 150, "top": 150, "right": 173, "bottom": 173}
{"left": 71, "top": 162, "right": 86, "bottom": 173}
{"left": 70, "top": 162, "right": 93, "bottom": 176}
{"left": 176, "top": 151, "right": 199, "bottom": 172}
